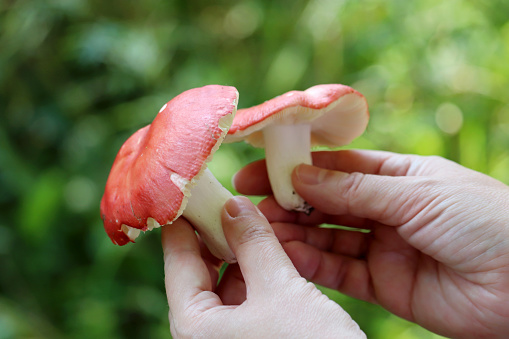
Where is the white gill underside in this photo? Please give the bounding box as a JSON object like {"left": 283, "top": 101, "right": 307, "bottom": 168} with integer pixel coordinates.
{"left": 263, "top": 123, "right": 313, "bottom": 213}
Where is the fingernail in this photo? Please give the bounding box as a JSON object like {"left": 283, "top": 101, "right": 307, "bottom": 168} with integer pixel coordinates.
{"left": 295, "top": 164, "right": 327, "bottom": 185}
{"left": 225, "top": 196, "right": 258, "bottom": 218}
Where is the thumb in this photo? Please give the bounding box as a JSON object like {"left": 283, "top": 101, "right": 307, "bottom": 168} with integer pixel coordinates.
{"left": 292, "top": 164, "right": 433, "bottom": 226}
{"left": 222, "top": 196, "right": 299, "bottom": 290}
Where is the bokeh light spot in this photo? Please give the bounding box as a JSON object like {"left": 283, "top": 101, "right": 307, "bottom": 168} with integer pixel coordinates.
{"left": 435, "top": 103, "right": 463, "bottom": 135}
{"left": 65, "top": 176, "right": 98, "bottom": 213}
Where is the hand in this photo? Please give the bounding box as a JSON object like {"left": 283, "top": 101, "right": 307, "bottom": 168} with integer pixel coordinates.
{"left": 233, "top": 150, "right": 509, "bottom": 339}
{"left": 162, "top": 196, "right": 365, "bottom": 339}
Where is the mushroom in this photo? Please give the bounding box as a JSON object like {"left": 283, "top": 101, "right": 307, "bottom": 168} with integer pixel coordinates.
{"left": 100, "top": 85, "right": 239, "bottom": 263}
{"left": 225, "top": 84, "right": 369, "bottom": 214}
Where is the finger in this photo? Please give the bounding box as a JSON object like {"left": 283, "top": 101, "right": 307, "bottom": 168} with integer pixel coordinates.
{"left": 258, "top": 195, "right": 372, "bottom": 229}
{"left": 215, "top": 264, "right": 246, "bottom": 305}
{"left": 257, "top": 195, "right": 318, "bottom": 224}
{"left": 232, "top": 150, "right": 388, "bottom": 195}
{"left": 282, "top": 240, "right": 376, "bottom": 303}
{"left": 232, "top": 159, "right": 272, "bottom": 195}
{"left": 292, "top": 164, "right": 437, "bottom": 226}
{"left": 271, "top": 222, "right": 369, "bottom": 259}
{"left": 197, "top": 234, "right": 222, "bottom": 288}
{"left": 162, "top": 218, "right": 222, "bottom": 317}
{"left": 233, "top": 150, "right": 419, "bottom": 196}
{"left": 222, "top": 196, "right": 299, "bottom": 291}
{"left": 365, "top": 225, "right": 419, "bottom": 317}
{"left": 310, "top": 150, "right": 415, "bottom": 176}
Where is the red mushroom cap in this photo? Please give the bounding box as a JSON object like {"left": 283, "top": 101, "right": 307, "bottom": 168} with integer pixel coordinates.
{"left": 226, "top": 84, "right": 369, "bottom": 147}
{"left": 100, "top": 85, "right": 239, "bottom": 245}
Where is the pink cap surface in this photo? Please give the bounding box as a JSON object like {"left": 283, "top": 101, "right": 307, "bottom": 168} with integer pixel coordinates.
{"left": 100, "top": 85, "right": 238, "bottom": 245}
{"left": 226, "top": 84, "right": 369, "bottom": 147}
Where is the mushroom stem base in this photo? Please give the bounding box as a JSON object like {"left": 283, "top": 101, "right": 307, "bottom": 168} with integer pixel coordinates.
{"left": 183, "top": 168, "right": 236, "bottom": 263}
{"left": 263, "top": 123, "right": 313, "bottom": 213}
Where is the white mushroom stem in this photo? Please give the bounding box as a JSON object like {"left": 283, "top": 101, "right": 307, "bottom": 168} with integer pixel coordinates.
{"left": 263, "top": 123, "right": 313, "bottom": 214}
{"left": 183, "top": 168, "right": 236, "bottom": 263}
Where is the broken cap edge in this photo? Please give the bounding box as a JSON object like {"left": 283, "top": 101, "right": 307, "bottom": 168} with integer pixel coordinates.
{"left": 100, "top": 85, "right": 239, "bottom": 245}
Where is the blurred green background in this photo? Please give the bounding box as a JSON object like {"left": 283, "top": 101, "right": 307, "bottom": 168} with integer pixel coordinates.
{"left": 1, "top": 0, "right": 508, "bottom": 338}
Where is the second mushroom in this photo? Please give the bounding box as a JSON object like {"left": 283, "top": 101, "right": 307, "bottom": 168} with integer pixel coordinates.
{"left": 225, "top": 84, "right": 369, "bottom": 214}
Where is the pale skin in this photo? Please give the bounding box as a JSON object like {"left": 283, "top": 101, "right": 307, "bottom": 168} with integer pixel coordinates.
{"left": 162, "top": 196, "right": 365, "bottom": 338}
{"left": 232, "top": 150, "right": 509, "bottom": 338}
{"left": 162, "top": 149, "right": 509, "bottom": 338}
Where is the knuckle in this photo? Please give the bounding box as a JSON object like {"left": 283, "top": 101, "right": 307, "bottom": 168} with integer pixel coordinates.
{"left": 338, "top": 172, "right": 365, "bottom": 206}
{"left": 381, "top": 154, "right": 415, "bottom": 176}
{"left": 397, "top": 155, "right": 414, "bottom": 175}
{"left": 421, "top": 155, "right": 457, "bottom": 176}
{"left": 424, "top": 155, "right": 447, "bottom": 168}
{"left": 426, "top": 154, "right": 445, "bottom": 162}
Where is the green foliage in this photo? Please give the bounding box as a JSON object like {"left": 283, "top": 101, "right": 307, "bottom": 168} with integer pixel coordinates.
{"left": 1, "top": 0, "right": 508, "bottom": 338}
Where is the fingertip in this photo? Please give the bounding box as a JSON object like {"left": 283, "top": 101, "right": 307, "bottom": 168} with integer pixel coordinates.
{"left": 222, "top": 196, "right": 270, "bottom": 250}
{"left": 221, "top": 197, "right": 298, "bottom": 287}
{"left": 224, "top": 196, "right": 260, "bottom": 219}
{"left": 291, "top": 165, "right": 344, "bottom": 216}
{"left": 222, "top": 195, "right": 272, "bottom": 251}
{"left": 231, "top": 170, "right": 241, "bottom": 192}
{"left": 257, "top": 196, "right": 299, "bottom": 224}
{"left": 295, "top": 164, "right": 417, "bottom": 225}
{"left": 161, "top": 218, "right": 196, "bottom": 255}
{"left": 162, "top": 218, "right": 221, "bottom": 316}
{"left": 293, "top": 163, "right": 331, "bottom": 186}
{"left": 231, "top": 160, "right": 272, "bottom": 195}
{"left": 231, "top": 169, "right": 244, "bottom": 192}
